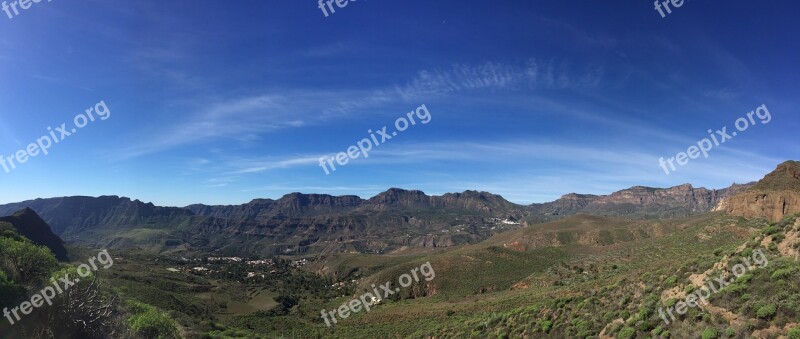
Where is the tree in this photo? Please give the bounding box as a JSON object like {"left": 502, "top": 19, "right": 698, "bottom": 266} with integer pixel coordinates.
{"left": 0, "top": 237, "right": 58, "bottom": 287}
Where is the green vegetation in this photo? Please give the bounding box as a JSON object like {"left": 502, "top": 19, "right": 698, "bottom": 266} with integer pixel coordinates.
{"left": 127, "top": 300, "right": 181, "bottom": 339}
{"left": 701, "top": 327, "right": 719, "bottom": 339}
{"left": 0, "top": 227, "right": 179, "bottom": 338}
{"left": 0, "top": 236, "right": 58, "bottom": 286}
{"left": 756, "top": 305, "right": 777, "bottom": 319}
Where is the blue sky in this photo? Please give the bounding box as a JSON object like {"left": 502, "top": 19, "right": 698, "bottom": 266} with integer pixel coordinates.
{"left": 0, "top": 0, "right": 798, "bottom": 206}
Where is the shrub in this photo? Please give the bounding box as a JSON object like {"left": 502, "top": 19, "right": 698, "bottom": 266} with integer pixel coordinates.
{"left": 771, "top": 268, "right": 797, "bottom": 280}
{"left": 725, "top": 327, "right": 736, "bottom": 337}
{"left": 787, "top": 328, "right": 800, "bottom": 339}
{"left": 665, "top": 298, "right": 678, "bottom": 308}
{"left": 652, "top": 326, "right": 663, "bottom": 335}
{"left": 540, "top": 320, "right": 553, "bottom": 333}
{"left": 735, "top": 273, "right": 753, "bottom": 284}
{"left": 0, "top": 237, "right": 58, "bottom": 286}
{"left": 127, "top": 300, "right": 180, "bottom": 339}
{"left": 701, "top": 328, "right": 719, "bottom": 339}
{"left": 617, "top": 327, "right": 635, "bottom": 339}
{"left": 756, "top": 305, "right": 777, "bottom": 319}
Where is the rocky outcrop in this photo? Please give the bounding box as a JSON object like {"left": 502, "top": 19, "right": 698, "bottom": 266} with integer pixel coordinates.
{"left": 715, "top": 161, "right": 800, "bottom": 222}
{"left": 532, "top": 183, "right": 752, "bottom": 218}
{"left": 186, "top": 193, "right": 363, "bottom": 222}
{"left": 530, "top": 193, "right": 599, "bottom": 216}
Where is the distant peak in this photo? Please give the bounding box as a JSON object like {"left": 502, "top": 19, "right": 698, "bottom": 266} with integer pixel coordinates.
{"left": 559, "top": 193, "right": 598, "bottom": 199}
{"left": 378, "top": 188, "right": 426, "bottom": 196}
{"left": 13, "top": 207, "right": 38, "bottom": 217}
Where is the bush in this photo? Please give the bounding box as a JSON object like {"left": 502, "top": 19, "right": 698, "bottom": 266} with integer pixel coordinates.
{"left": 127, "top": 300, "right": 180, "bottom": 339}
{"left": 539, "top": 320, "right": 553, "bottom": 333}
{"left": 702, "top": 328, "right": 719, "bottom": 339}
{"left": 618, "top": 327, "right": 635, "bottom": 339}
{"left": 771, "top": 268, "right": 797, "bottom": 280}
{"left": 756, "top": 305, "right": 777, "bottom": 319}
{"left": 0, "top": 237, "right": 58, "bottom": 286}
{"left": 787, "top": 328, "right": 800, "bottom": 339}
{"left": 725, "top": 327, "right": 736, "bottom": 337}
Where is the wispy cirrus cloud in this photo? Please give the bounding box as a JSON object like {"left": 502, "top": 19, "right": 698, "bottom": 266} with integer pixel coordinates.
{"left": 393, "top": 60, "right": 605, "bottom": 100}
{"left": 117, "top": 59, "right": 608, "bottom": 159}
{"left": 116, "top": 95, "right": 301, "bottom": 159}
{"left": 195, "top": 139, "right": 779, "bottom": 204}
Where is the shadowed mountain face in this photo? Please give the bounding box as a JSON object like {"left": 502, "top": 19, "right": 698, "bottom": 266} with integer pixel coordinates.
{"left": 715, "top": 161, "right": 800, "bottom": 221}
{"left": 0, "top": 196, "right": 199, "bottom": 244}
{"left": 0, "top": 208, "right": 68, "bottom": 261}
{"left": 0, "top": 183, "right": 755, "bottom": 255}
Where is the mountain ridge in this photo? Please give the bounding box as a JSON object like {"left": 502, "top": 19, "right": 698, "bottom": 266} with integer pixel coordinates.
{"left": 0, "top": 182, "right": 760, "bottom": 255}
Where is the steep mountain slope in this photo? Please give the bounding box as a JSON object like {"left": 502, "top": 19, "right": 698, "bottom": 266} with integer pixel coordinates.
{"left": 186, "top": 189, "right": 524, "bottom": 221}
{"left": 0, "top": 196, "right": 196, "bottom": 239}
{"left": 0, "top": 208, "right": 68, "bottom": 260}
{"left": 532, "top": 183, "right": 752, "bottom": 218}
{"left": 187, "top": 189, "right": 529, "bottom": 255}
{"left": 715, "top": 160, "right": 800, "bottom": 221}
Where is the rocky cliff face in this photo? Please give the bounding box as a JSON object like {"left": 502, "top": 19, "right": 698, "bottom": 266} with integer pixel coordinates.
{"left": 186, "top": 193, "right": 363, "bottom": 222}
{"left": 532, "top": 183, "right": 752, "bottom": 218}
{"left": 715, "top": 161, "right": 800, "bottom": 221}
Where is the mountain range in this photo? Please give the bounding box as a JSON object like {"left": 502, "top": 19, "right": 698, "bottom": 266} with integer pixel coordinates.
{"left": 3, "top": 161, "right": 799, "bottom": 256}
